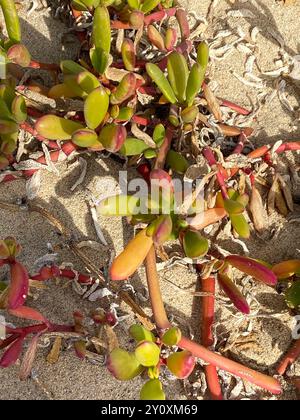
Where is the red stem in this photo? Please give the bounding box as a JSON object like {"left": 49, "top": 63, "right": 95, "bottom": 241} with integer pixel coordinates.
{"left": 131, "top": 115, "right": 151, "bottom": 126}
{"left": 110, "top": 21, "right": 131, "bottom": 30}
{"left": 29, "top": 60, "right": 60, "bottom": 71}
{"left": 201, "top": 276, "right": 223, "bottom": 400}
{"left": 5, "top": 323, "right": 74, "bottom": 337}
{"left": 220, "top": 99, "right": 251, "bottom": 116}
{"left": 31, "top": 265, "right": 94, "bottom": 285}
{"left": 277, "top": 339, "right": 300, "bottom": 376}
{"left": 203, "top": 147, "right": 229, "bottom": 199}
{"left": 144, "top": 8, "right": 177, "bottom": 25}
{"left": 232, "top": 132, "right": 247, "bottom": 155}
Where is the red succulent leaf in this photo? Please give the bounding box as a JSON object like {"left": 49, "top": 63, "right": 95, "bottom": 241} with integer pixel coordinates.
{"left": 0, "top": 335, "right": 26, "bottom": 368}
{"left": 9, "top": 306, "right": 49, "bottom": 326}
{"left": 8, "top": 261, "right": 29, "bottom": 310}
{"left": 225, "top": 255, "right": 277, "bottom": 286}
{"left": 217, "top": 271, "right": 250, "bottom": 314}
{"left": 0, "top": 334, "right": 20, "bottom": 351}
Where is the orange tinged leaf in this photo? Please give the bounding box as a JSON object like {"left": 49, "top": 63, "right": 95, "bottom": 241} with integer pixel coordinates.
{"left": 188, "top": 208, "right": 227, "bottom": 230}
{"left": 110, "top": 229, "right": 153, "bottom": 280}
{"left": 272, "top": 260, "right": 300, "bottom": 280}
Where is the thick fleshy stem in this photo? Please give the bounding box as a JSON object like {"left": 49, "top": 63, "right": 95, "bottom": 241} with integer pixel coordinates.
{"left": 154, "top": 126, "right": 174, "bottom": 170}
{"left": 111, "top": 21, "right": 131, "bottom": 30}
{"left": 29, "top": 60, "right": 60, "bottom": 72}
{"left": 4, "top": 323, "right": 74, "bottom": 337}
{"left": 132, "top": 115, "right": 151, "bottom": 126}
{"left": 277, "top": 339, "right": 300, "bottom": 376}
{"left": 144, "top": 246, "right": 281, "bottom": 394}
{"left": 220, "top": 99, "right": 251, "bottom": 116}
{"left": 202, "top": 147, "right": 229, "bottom": 199}
{"left": 31, "top": 265, "right": 95, "bottom": 285}
{"left": 232, "top": 132, "right": 247, "bottom": 155}
{"left": 247, "top": 141, "right": 300, "bottom": 160}
{"left": 201, "top": 276, "right": 223, "bottom": 400}
{"left": 144, "top": 8, "right": 177, "bottom": 25}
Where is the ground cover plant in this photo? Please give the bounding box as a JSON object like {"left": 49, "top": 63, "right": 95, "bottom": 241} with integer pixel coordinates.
{"left": 0, "top": 0, "right": 300, "bottom": 400}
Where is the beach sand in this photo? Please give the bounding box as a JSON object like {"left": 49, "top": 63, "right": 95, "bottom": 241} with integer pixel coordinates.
{"left": 0, "top": 0, "right": 299, "bottom": 400}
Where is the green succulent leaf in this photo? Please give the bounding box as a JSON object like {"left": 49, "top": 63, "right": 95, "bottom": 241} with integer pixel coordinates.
{"left": 141, "top": 0, "right": 160, "bottom": 14}
{"left": 285, "top": 280, "right": 300, "bottom": 309}
{"left": 166, "top": 150, "right": 189, "bottom": 174}
{"left": 181, "top": 105, "right": 199, "bottom": 123}
{"left": 0, "top": 119, "right": 18, "bottom": 135}
{"left": 71, "top": 0, "right": 89, "bottom": 11}
{"left": 98, "top": 194, "right": 140, "bottom": 216}
{"left": 98, "top": 123, "right": 127, "bottom": 152}
{"left": 35, "top": 115, "right": 84, "bottom": 141}
{"left": 167, "top": 52, "right": 189, "bottom": 103}
{"left": 129, "top": 324, "right": 156, "bottom": 343}
{"left": 0, "top": 97, "right": 14, "bottom": 121}
{"left": 153, "top": 124, "right": 165, "bottom": 146}
{"left": 230, "top": 214, "right": 250, "bottom": 239}
{"left": 60, "top": 60, "right": 86, "bottom": 75}
{"left": 146, "top": 63, "right": 177, "bottom": 104}
{"left": 0, "top": 83, "right": 15, "bottom": 108}
{"left": 186, "top": 63, "right": 205, "bottom": 107}
{"left": 64, "top": 75, "right": 87, "bottom": 98}
{"left": 144, "top": 148, "right": 157, "bottom": 159}
{"left": 127, "top": 0, "right": 140, "bottom": 9}
{"left": 116, "top": 107, "right": 134, "bottom": 122}
{"left": 92, "top": 6, "right": 111, "bottom": 53}
{"left": 129, "top": 10, "right": 145, "bottom": 28}
{"left": 90, "top": 47, "right": 110, "bottom": 75}
{"left": 148, "top": 25, "right": 166, "bottom": 51}
{"left": 119, "top": 137, "right": 149, "bottom": 156}
{"left": 197, "top": 41, "right": 209, "bottom": 70}
{"left": 107, "top": 348, "right": 143, "bottom": 380}
{"left": 0, "top": 0, "right": 21, "bottom": 43}
{"left": 84, "top": 86, "right": 109, "bottom": 129}
{"left": 11, "top": 95, "right": 27, "bottom": 123}
{"left": 121, "top": 39, "right": 136, "bottom": 72}
{"left": 224, "top": 199, "right": 245, "bottom": 215}
{"left": 72, "top": 128, "right": 99, "bottom": 148}
{"left": 110, "top": 73, "right": 136, "bottom": 105}
{"left": 77, "top": 71, "right": 100, "bottom": 93}
{"left": 161, "top": 327, "right": 182, "bottom": 346}
{"left": 140, "top": 379, "right": 166, "bottom": 400}
{"left": 135, "top": 341, "right": 160, "bottom": 367}
{"left": 183, "top": 229, "right": 209, "bottom": 259}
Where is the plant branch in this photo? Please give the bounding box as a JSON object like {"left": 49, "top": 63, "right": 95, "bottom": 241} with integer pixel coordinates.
{"left": 277, "top": 338, "right": 300, "bottom": 376}
{"left": 201, "top": 276, "right": 223, "bottom": 400}
{"left": 144, "top": 246, "right": 281, "bottom": 394}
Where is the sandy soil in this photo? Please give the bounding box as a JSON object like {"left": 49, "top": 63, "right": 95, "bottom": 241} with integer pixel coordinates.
{"left": 0, "top": 0, "right": 300, "bottom": 400}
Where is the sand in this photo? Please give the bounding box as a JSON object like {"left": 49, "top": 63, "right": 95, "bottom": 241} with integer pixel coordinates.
{"left": 0, "top": 0, "right": 300, "bottom": 400}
